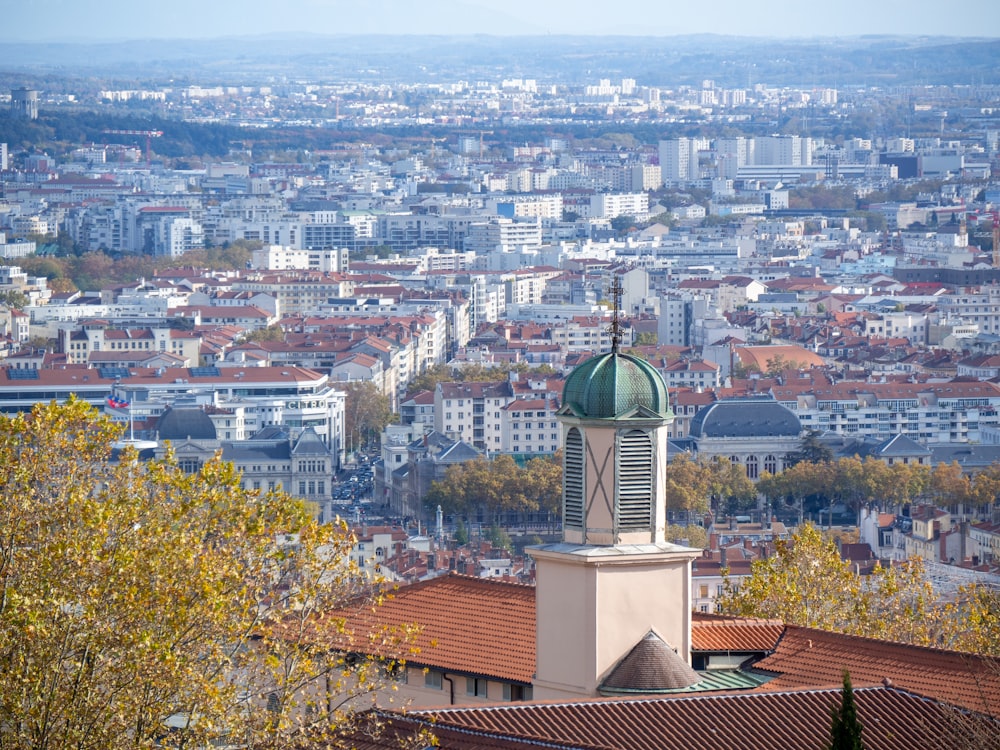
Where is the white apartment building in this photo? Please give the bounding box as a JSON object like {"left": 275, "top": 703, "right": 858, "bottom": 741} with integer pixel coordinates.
{"left": 715, "top": 137, "right": 750, "bottom": 180}
{"left": 589, "top": 192, "right": 649, "bottom": 221}
{"left": 156, "top": 216, "right": 205, "bottom": 257}
{"left": 435, "top": 381, "right": 516, "bottom": 451}
{"left": 753, "top": 135, "right": 813, "bottom": 166}
{"left": 862, "top": 311, "right": 929, "bottom": 343}
{"left": 0, "top": 234, "right": 37, "bottom": 260}
{"left": 231, "top": 272, "right": 351, "bottom": 316}
{"left": 486, "top": 195, "right": 563, "bottom": 220}
{"left": 658, "top": 138, "right": 699, "bottom": 182}
{"left": 251, "top": 245, "right": 348, "bottom": 273}
{"left": 500, "top": 397, "right": 561, "bottom": 455}
{"left": 770, "top": 381, "right": 1000, "bottom": 444}
{"left": 630, "top": 164, "right": 662, "bottom": 191}
{"left": 468, "top": 275, "right": 507, "bottom": 332}
{"left": 937, "top": 288, "right": 1000, "bottom": 336}
{"left": 549, "top": 316, "right": 615, "bottom": 353}
{"left": 464, "top": 218, "right": 543, "bottom": 254}
{"left": 660, "top": 359, "right": 721, "bottom": 390}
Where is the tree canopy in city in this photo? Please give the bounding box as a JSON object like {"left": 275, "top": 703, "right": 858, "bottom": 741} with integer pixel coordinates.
{"left": 0, "top": 399, "right": 413, "bottom": 750}
{"left": 718, "top": 523, "right": 1000, "bottom": 654}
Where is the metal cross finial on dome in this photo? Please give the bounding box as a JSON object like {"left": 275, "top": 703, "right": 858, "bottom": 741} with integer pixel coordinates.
{"left": 608, "top": 273, "right": 624, "bottom": 353}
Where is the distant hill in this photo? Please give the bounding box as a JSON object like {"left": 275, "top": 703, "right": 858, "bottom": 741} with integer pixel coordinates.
{"left": 0, "top": 35, "right": 997, "bottom": 87}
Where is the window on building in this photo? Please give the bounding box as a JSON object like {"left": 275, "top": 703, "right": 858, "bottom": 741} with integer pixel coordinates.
{"left": 466, "top": 677, "right": 487, "bottom": 698}
{"left": 424, "top": 670, "right": 443, "bottom": 689}
{"left": 564, "top": 428, "right": 584, "bottom": 528}
{"left": 503, "top": 684, "right": 532, "bottom": 701}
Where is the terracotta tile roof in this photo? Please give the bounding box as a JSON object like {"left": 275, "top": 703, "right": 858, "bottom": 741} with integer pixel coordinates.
{"left": 343, "top": 574, "right": 536, "bottom": 683}
{"left": 691, "top": 614, "right": 784, "bottom": 653}
{"left": 402, "top": 686, "right": 995, "bottom": 750}
{"left": 752, "top": 625, "right": 1000, "bottom": 715}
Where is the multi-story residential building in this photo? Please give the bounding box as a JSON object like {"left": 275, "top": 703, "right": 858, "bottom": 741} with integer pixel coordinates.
{"left": 714, "top": 137, "right": 750, "bottom": 179}
{"left": 753, "top": 135, "right": 812, "bottom": 166}
{"left": 770, "top": 380, "right": 1000, "bottom": 444}
{"left": 467, "top": 275, "right": 506, "bottom": 332}
{"left": 435, "top": 380, "right": 515, "bottom": 451}
{"left": 231, "top": 272, "right": 351, "bottom": 315}
{"left": 658, "top": 138, "right": 698, "bottom": 183}
{"left": 0, "top": 232, "right": 37, "bottom": 260}
{"left": 658, "top": 295, "right": 711, "bottom": 347}
{"left": 464, "top": 218, "right": 543, "bottom": 254}
{"left": 500, "top": 397, "right": 560, "bottom": 456}
{"left": 660, "top": 359, "right": 721, "bottom": 390}
{"left": 399, "top": 390, "right": 436, "bottom": 427}
{"left": 549, "top": 316, "right": 614, "bottom": 353}
{"left": 251, "top": 245, "right": 349, "bottom": 272}
{"left": 486, "top": 195, "right": 563, "bottom": 220}
{"left": 0, "top": 264, "right": 49, "bottom": 305}
{"left": 504, "top": 268, "right": 563, "bottom": 308}
{"left": 588, "top": 192, "right": 649, "bottom": 221}
{"left": 58, "top": 322, "right": 203, "bottom": 365}
{"left": 937, "top": 287, "right": 1000, "bottom": 336}
{"left": 862, "top": 310, "right": 929, "bottom": 343}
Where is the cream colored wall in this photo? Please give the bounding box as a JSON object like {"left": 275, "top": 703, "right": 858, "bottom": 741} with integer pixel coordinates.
{"left": 583, "top": 426, "right": 616, "bottom": 545}
{"left": 534, "top": 554, "right": 597, "bottom": 698}
{"left": 533, "top": 545, "right": 697, "bottom": 701}
{"left": 391, "top": 667, "right": 514, "bottom": 708}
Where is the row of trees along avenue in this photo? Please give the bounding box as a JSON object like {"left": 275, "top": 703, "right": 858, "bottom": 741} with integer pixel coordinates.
{"left": 425, "top": 431, "right": 1000, "bottom": 525}
{"left": 424, "top": 452, "right": 756, "bottom": 523}
{"left": 0, "top": 399, "right": 417, "bottom": 750}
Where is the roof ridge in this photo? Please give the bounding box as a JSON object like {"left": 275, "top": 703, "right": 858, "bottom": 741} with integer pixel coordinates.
{"left": 783, "top": 622, "right": 998, "bottom": 660}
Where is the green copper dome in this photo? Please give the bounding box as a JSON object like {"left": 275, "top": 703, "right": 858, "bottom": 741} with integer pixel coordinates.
{"left": 562, "top": 351, "right": 671, "bottom": 419}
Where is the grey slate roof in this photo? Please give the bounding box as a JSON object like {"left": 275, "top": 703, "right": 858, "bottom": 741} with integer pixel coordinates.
{"left": 600, "top": 630, "right": 701, "bottom": 693}
{"left": 689, "top": 398, "right": 801, "bottom": 439}
{"left": 221, "top": 440, "right": 291, "bottom": 462}
{"left": 157, "top": 406, "right": 217, "bottom": 441}
{"left": 292, "top": 428, "right": 331, "bottom": 456}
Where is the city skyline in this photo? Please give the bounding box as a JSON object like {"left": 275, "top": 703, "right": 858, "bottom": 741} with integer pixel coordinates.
{"left": 7, "top": 0, "right": 1000, "bottom": 41}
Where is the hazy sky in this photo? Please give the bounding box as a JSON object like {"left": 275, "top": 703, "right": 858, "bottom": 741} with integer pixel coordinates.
{"left": 5, "top": 0, "right": 1000, "bottom": 40}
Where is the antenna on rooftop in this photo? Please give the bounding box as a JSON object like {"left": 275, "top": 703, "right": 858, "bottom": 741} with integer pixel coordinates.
{"left": 607, "top": 274, "right": 624, "bottom": 353}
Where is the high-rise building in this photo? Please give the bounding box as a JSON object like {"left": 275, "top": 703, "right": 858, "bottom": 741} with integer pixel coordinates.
{"left": 752, "top": 135, "right": 812, "bottom": 167}
{"left": 715, "top": 137, "right": 748, "bottom": 179}
{"left": 0, "top": 142, "right": 7, "bottom": 171}
{"left": 658, "top": 138, "right": 698, "bottom": 183}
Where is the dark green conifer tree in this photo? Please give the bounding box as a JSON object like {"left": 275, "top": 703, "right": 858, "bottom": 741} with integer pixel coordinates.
{"left": 828, "top": 670, "right": 864, "bottom": 750}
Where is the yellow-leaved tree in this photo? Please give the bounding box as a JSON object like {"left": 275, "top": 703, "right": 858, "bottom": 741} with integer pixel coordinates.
{"left": 717, "top": 522, "right": 1000, "bottom": 655}
{"left": 0, "top": 399, "right": 417, "bottom": 750}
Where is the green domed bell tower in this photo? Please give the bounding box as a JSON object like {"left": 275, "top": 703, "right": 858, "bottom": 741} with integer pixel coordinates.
{"left": 531, "top": 275, "right": 699, "bottom": 701}
{"left": 557, "top": 277, "right": 674, "bottom": 546}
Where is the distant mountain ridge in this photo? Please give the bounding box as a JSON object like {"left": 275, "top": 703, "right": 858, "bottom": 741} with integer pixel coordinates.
{"left": 0, "top": 35, "right": 997, "bottom": 87}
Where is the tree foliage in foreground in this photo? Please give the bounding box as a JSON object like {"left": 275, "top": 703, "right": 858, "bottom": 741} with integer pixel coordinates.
{"left": 0, "top": 399, "right": 415, "bottom": 750}
{"left": 718, "top": 523, "right": 1000, "bottom": 654}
